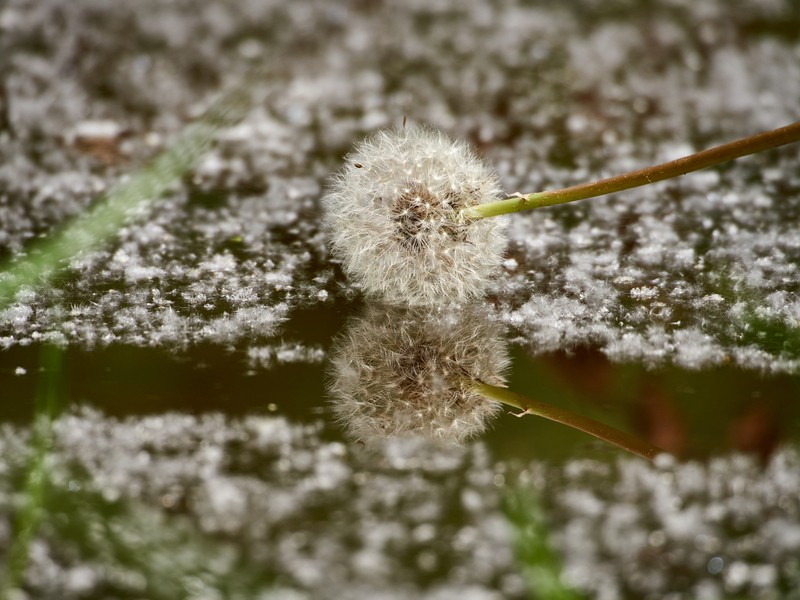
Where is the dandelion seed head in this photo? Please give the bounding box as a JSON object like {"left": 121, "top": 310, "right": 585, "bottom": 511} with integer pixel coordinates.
{"left": 328, "top": 304, "right": 509, "bottom": 444}
{"left": 323, "top": 125, "right": 507, "bottom": 305}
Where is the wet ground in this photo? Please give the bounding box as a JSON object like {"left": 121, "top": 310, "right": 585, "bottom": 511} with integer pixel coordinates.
{"left": 1, "top": 0, "right": 800, "bottom": 598}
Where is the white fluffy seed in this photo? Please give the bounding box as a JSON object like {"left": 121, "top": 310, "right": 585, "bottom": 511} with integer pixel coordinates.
{"left": 328, "top": 303, "right": 509, "bottom": 444}
{"left": 322, "top": 125, "right": 507, "bottom": 306}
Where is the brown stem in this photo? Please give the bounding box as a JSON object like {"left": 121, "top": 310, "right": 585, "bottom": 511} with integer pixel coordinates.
{"left": 474, "top": 380, "right": 664, "bottom": 461}
{"left": 465, "top": 120, "right": 800, "bottom": 219}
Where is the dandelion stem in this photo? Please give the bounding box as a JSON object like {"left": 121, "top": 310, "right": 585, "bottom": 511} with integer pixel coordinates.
{"left": 464, "top": 120, "right": 800, "bottom": 220}
{"left": 474, "top": 380, "right": 664, "bottom": 461}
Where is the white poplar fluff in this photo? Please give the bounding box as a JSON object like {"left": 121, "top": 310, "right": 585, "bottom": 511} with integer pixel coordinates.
{"left": 322, "top": 125, "right": 507, "bottom": 306}
{"left": 328, "top": 304, "right": 509, "bottom": 443}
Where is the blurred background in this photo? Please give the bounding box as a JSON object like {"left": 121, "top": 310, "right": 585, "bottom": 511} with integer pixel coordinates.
{"left": 1, "top": 1, "right": 800, "bottom": 598}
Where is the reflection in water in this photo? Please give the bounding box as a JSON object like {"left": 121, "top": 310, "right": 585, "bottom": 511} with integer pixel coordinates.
{"left": 328, "top": 303, "right": 509, "bottom": 443}
{"left": 330, "top": 303, "right": 663, "bottom": 459}
{"left": 476, "top": 381, "right": 661, "bottom": 460}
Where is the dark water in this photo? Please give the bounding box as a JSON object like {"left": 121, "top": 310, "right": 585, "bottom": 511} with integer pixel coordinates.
{"left": 3, "top": 312, "right": 797, "bottom": 461}
{"left": 3, "top": 311, "right": 799, "bottom": 598}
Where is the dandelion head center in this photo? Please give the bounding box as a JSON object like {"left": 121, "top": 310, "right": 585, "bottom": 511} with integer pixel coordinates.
{"left": 396, "top": 340, "right": 464, "bottom": 407}
{"left": 391, "top": 182, "right": 468, "bottom": 251}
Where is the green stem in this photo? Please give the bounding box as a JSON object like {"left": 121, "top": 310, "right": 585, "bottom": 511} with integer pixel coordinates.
{"left": 464, "top": 120, "right": 800, "bottom": 220}
{"left": 474, "top": 380, "right": 663, "bottom": 461}
{"left": 0, "top": 345, "right": 64, "bottom": 595}
{"left": 0, "top": 85, "right": 253, "bottom": 310}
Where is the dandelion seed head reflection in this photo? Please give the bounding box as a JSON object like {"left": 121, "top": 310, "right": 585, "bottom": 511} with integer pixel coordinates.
{"left": 328, "top": 304, "right": 509, "bottom": 443}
